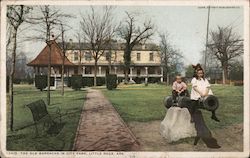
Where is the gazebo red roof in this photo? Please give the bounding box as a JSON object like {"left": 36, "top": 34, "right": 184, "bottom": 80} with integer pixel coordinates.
{"left": 27, "top": 40, "right": 75, "bottom": 67}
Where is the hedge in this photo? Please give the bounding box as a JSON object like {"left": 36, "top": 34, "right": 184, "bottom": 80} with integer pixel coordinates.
{"left": 134, "top": 77, "right": 145, "bottom": 84}
{"left": 82, "top": 77, "right": 106, "bottom": 87}
{"left": 71, "top": 75, "right": 83, "bottom": 90}
{"left": 106, "top": 74, "right": 117, "bottom": 90}
{"left": 148, "top": 77, "right": 161, "bottom": 83}
{"left": 35, "top": 75, "right": 54, "bottom": 91}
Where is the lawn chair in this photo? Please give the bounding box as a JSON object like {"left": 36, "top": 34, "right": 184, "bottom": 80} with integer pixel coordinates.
{"left": 26, "top": 99, "right": 64, "bottom": 136}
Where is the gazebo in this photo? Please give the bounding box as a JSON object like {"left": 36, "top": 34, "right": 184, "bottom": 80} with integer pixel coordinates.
{"left": 27, "top": 40, "right": 76, "bottom": 87}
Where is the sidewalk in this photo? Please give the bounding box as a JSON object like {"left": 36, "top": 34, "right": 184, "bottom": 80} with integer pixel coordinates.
{"left": 73, "top": 89, "right": 140, "bottom": 151}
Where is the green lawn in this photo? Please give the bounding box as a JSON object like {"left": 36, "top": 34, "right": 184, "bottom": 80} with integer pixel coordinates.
{"left": 102, "top": 84, "right": 243, "bottom": 129}
{"left": 7, "top": 85, "right": 86, "bottom": 151}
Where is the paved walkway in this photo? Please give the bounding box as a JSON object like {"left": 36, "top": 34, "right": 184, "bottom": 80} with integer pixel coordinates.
{"left": 73, "top": 89, "right": 140, "bottom": 151}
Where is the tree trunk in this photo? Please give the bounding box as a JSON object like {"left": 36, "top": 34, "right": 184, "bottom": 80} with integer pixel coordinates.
{"left": 108, "top": 51, "right": 112, "bottom": 74}
{"left": 124, "top": 68, "right": 129, "bottom": 84}
{"left": 124, "top": 46, "right": 131, "bottom": 84}
{"left": 221, "top": 60, "right": 229, "bottom": 84}
{"left": 78, "top": 51, "right": 82, "bottom": 75}
{"left": 9, "top": 29, "right": 17, "bottom": 131}
{"left": 47, "top": 43, "right": 51, "bottom": 105}
{"left": 222, "top": 65, "right": 228, "bottom": 85}
{"left": 61, "top": 61, "right": 64, "bottom": 96}
{"left": 94, "top": 60, "right": 97, "bottom": 87}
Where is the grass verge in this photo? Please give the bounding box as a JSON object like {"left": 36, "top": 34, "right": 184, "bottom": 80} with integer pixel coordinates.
{"left": 102, "top": 84, "right": 243, "bottom": 129}
{"left": 6, "top": 84, "right": 86, "bottom": 151}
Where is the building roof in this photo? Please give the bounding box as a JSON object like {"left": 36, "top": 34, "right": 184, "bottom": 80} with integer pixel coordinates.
{"left": 27, "top": 40, "right": 75, "bottom": 67}
{"left": 58, "top": 41, "right": 160, "bottom": 51}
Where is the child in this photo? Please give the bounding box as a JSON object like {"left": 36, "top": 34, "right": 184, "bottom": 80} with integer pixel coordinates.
{"left": 172, "top": 75, "right": 188, "bottom": 104}
{"left": 190, "top": 68, "right": 220, "bottom": 122}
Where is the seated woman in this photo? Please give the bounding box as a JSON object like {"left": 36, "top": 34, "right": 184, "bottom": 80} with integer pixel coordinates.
{"left": 190, "top": 68, "right": 220, "bottom": 122}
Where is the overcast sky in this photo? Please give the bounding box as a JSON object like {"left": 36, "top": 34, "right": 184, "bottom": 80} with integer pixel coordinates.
{"left": 19, "top": 5, "right": 244, "bottom": 65}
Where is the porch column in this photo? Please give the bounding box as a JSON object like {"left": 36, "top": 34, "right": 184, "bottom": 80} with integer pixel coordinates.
{"left": 54, "top": 73, "right": 57, "bottom": 89}
{"left": 130, "top": 67, "right": 133, "bottom": 81}
{"left": 99, "top": 66, "right": 102, "bottom": 75}
{"left": 145, "top": 67, "right": 148, "bottom": 83}
{"left": 161, "top": 67, "right": 164, "bottom": 82}
{"left": 114, "top": 67, "right": 117, "bottom": 74}
{"left": 82, "top": 66, "right": 85, "bottom": 76}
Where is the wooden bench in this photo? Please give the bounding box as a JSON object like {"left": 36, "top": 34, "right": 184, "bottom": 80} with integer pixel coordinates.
{"left": 26, "top": 99, "right": 64, "bottom": 136}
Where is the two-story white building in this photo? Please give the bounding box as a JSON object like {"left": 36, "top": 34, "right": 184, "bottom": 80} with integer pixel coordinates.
{"left": 62, "top": 41, "right": 163, "bottom": 83}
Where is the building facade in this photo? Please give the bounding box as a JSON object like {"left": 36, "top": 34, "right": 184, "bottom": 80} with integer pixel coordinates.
{"left": 63, "top": 42, "right": 164, "bottom": 83}
{"left": 28, "top": 40, "right": 164, "bottom": 85}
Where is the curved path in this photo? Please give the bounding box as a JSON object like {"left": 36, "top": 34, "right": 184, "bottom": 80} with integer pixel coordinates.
{"left": 73, "top": 89, "right": 140, "bottom": 151}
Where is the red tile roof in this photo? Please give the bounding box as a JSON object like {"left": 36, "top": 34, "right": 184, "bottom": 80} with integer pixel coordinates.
{"left": 27, "top": 40, "right": 75, "bottom": 67}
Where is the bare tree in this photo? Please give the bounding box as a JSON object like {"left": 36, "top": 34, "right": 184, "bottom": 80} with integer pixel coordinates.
{"left": 7, "top": 5, "right": 32, "bottom": 131}
{"left": 80, "top": 6, "right": 116, "bottom": 86}
{"left": 60, "top": 23, "right": 67, "bottom": 96}
{"left": 207, "top": 26, "right": 243, "bottom": 84}
{"left": 59, "top": 22, "right": 74, "bottom": 96}
{"left": 29, "top": 5, "right": 73, "bottom": 104}
{"left": 118, "top": 12, "right": 154, "bottom": 83}
{"left": 74, "top": 30, "right": 84, "bottom": 74}
{"left": 159, "top": 33, "right": 183, "bottom": 84}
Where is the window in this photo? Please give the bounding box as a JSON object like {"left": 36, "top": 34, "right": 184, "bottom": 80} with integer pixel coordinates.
{"left": 137, "top": 53, "right": 141, "bottom": 61}
{"left": 85, "top": 52, "right": 92, "bottom": 61}
{"left": 74, "top": 52, "right": 79, "bottom": 61}
{"left": 149, "top": 52, "right": 154, "bottom": 61}
{"left": 137, "top": 68, "right": 141, "bottom": 76}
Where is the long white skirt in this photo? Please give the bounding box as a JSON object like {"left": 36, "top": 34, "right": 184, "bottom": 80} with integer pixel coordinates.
{"left": 160, "top": 107, "right": 197, "bottom": 143}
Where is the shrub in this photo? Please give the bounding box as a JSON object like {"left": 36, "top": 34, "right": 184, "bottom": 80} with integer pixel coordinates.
{"left": 65, "top": 77, "right": 71, "bottom": 87}
{"left": 106, "top": 74, "right": 117, "bottom": 90}
{"left": 134, "top": 77, "right": 145, "bottom": 84}
{"left": 82, "top": 77, "right": 105, "bottom": 87}
{"left": 35, "top": 75, "right": 55, "bottom": 91}
{"left": 71, "top": 75, "right": 82, "bottom": 90}
{"left": 35, "top": 75, "right": 47, "bottom": 91}
{"left": 117, "top": 77, "right": 124, "bottom": 84}
{"left": 148, "top": 77, "right": 161, "bottom": 83}
{"left": 13, "top": 78, "right": 21, "bottom": 84}
{"left": 50, "top": 77, "right": 55, "bottom": 86}
{"left": 82, "top": 77, "right": 94, "bottom": 87}
{"left": 97, "top": 77, "right": 106, "bottom": 86}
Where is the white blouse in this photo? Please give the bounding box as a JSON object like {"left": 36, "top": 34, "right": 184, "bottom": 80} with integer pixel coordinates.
{"left": 190, "top": 77, "right": 213, "bottom": 100}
